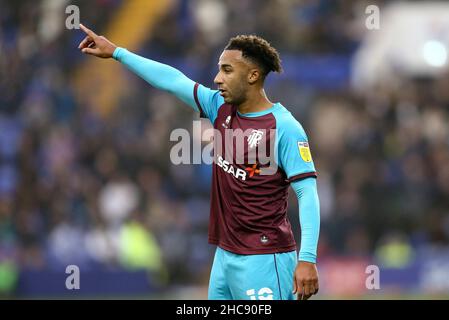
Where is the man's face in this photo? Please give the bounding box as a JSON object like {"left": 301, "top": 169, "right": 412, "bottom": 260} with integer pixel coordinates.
{"left": 214, "top": 50, "right": 252, "bottom": 105}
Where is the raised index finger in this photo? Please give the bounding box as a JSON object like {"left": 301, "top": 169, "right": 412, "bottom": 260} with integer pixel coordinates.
{"left": 79, "top": 23, "right": 97, "bottom": 37}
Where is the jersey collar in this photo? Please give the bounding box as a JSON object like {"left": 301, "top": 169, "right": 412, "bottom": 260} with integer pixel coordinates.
{"left": 237, "top": 103, "right": 280, "bottom": 118}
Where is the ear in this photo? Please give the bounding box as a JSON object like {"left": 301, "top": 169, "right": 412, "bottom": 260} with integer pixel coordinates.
{"left": 248, "top": 68, "right": 260, "bottom": 85}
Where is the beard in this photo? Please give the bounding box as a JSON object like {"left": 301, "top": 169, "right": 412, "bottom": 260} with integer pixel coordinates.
{"left": 225, "top": 89, "right": 246, "bottom": 105}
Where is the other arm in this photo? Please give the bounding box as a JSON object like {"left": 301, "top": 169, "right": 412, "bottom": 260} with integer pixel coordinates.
{"left": 291, "top": 178, "right": 320, "bottom": 300}
{"left": 275, "top": 115, "right": 320, "bottom": 300}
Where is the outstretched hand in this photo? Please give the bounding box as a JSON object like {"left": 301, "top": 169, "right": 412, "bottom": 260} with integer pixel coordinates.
{"left": 78, "top": 23, "right": 117, "bottom": 58}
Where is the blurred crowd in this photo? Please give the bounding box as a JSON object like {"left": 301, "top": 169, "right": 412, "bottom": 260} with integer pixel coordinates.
{"left": 1, "top": 0, "right": 448, "bottom": 296}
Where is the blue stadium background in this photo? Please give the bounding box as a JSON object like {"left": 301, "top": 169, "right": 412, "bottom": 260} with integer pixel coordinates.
{"left": 1, "top": 0, "right": 449, "bottom": 298}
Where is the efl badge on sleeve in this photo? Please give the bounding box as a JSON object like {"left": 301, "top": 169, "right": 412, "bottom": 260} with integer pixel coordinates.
{"left": 298, "top": 142, "right": 312, "bottom": 162}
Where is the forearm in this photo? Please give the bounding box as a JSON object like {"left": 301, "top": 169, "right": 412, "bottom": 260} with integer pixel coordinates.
{"left": 291, "top": 178, "right": 320, "bottom": 263}
{"left": 113, "top": 47, "right": 197, "bottom": 110}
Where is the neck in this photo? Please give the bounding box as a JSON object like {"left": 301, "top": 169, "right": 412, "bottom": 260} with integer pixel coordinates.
{"left": 237, "top": 87, "right": 274, "bottom": 114}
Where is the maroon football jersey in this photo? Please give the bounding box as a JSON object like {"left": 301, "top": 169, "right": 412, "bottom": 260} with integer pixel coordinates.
{"left": 194, "top": 84, "right": 317, "bottom": 254}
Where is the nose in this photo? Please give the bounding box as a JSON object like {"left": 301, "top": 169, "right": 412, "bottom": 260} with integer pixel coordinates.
{"left": 214, "top": 72, "right": 223, "bottom": 85}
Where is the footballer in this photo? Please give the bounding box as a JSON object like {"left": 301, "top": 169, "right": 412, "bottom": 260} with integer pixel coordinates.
{"left": 78, "top": 23, "right": 320, "bottom": 300}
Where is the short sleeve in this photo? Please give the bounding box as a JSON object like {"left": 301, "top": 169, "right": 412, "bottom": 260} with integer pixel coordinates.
{"left": 277, "top": 117, "right": 317, "bottom": 183}
{"left": 193, "top": 83, "right": 225, "bottom": 124}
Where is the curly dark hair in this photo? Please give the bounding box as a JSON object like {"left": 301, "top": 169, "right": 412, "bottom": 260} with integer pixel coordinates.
{"left": 225, "top": 35, "right": 283, "bottom": 77}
